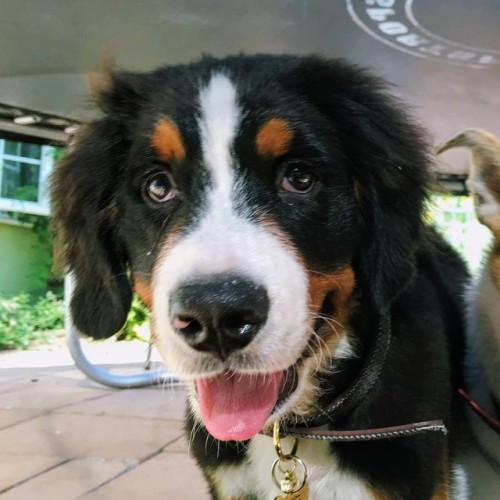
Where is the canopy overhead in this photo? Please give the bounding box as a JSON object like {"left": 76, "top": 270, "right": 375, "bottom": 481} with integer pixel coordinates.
{"left": 1, "top": 0, "right": 499, "bottom": 176}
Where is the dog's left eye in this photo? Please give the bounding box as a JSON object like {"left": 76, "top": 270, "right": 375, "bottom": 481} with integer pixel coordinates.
{"left": 144, "top": 172, "right": 176, "bottom": 203}
{"left": 280, "top": 165, "right": 316, "bottom": 193}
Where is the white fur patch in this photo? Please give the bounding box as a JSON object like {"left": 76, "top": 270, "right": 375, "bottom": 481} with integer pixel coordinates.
{"left": 450, "top": 464, "right": 470, "bottom": 500}
{"left": 198, "top": 72, "right": 238, "bottom": 195}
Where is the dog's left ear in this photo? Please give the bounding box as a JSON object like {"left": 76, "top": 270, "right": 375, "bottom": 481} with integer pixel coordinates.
{"left": 51, "top": 67, "right": 147, "bottom": 338}
{"left": 291, "top": 57, "right": 430, "bottom": 309}
{"left": 52, "top": 121, "right": 133, "bottom": 339}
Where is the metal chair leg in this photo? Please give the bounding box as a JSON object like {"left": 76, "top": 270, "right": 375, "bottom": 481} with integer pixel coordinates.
{"left": 65, "top": 274, "right": 176, "bottom": 389}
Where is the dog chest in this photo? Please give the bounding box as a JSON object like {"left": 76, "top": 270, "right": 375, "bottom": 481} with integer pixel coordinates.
{"left": 213, "top": 434, "right": 374, "bottom": 500}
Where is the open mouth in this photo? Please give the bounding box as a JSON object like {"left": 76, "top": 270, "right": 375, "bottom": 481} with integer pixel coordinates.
{"left": 195, "top": 366, "right": 298, "bottom": 442}
{"left": 193, "top": 295, "right": 338, "bottom": 442}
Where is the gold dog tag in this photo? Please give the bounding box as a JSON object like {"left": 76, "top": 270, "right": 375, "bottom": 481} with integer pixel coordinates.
{"left": 272, "top": 420, "right": 309, "bottom": 500}
{"left": 275, "top": 481, "right": 310, "bottom": 500}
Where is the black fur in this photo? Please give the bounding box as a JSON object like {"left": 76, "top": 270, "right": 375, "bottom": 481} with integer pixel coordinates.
{"left": 51, "top": 54, "right": 469, "bottom": 498}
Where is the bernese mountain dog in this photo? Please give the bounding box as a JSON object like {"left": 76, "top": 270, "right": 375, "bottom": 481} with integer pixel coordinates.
{"left": 51, "top": 55, "right": 471, "bottom": 499}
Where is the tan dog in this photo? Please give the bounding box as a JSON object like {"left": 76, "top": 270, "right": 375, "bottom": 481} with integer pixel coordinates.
{"left": 437, "top": 129, "right": 500, "bottom": 496}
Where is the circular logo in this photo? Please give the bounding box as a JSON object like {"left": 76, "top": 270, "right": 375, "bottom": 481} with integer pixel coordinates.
{"left": 346, "top": 0, "right": 500, "bottom": 69}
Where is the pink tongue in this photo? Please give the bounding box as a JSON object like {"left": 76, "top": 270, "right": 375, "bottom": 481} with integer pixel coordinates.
{"left": 197, "top": 371, "right": 283, "bottom": 441}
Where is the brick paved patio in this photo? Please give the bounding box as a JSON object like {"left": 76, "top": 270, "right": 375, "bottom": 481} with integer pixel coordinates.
{"left": 0, "top": 341, "right": 209, "bottom": 499}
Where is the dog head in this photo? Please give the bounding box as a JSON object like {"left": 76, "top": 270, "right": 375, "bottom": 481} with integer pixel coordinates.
{"left": 52, "top": 55, "right": 429, "bottom": 440}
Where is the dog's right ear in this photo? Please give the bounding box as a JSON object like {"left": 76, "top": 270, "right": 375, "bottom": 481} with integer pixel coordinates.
{"left": 436, "top": 129, "right": 500, "bottom": 233}
{"left": 51, "top": 68, "right": 146, "bottom": 338}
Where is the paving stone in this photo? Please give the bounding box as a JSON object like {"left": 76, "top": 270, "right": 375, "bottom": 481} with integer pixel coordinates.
{"left": 0, "top": 413, "right": 183, "bottom": 461}
{"left": 0, "top": 342, "right": 204, "bottom": 498}
{"left": 0, "top": 454, "right": 65, "bottom": 493}
{"left": 0, "top": 381, "right": 109, "bottom": 411}
{"left": 163, "top": 434, "right": 190, "bottom": 454}
{"left": 87, "top": 452, "right": 209, "bottom": 500}
{"left": 0, "top": 380, "right": 29, "bottom": 395}
{"left": 56, "top": 386, "right": 187, "bottom": 421}
{"left": 1, "top": 457, "right": 130, "bottom": 500}
{"left": 0, "top": 408, "right": 45, "bottom": 430}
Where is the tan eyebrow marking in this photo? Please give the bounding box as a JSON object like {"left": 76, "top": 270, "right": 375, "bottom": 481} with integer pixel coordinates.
{"left": 255, "top": 118, "right": 294, "bottom": 159}
{"left": 151, "top": 118, "right": 186, "bottom": 163}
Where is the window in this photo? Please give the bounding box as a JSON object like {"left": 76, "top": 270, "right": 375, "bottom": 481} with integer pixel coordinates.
{"left": 0, "top": 138, "right": 57, "bottom": 216}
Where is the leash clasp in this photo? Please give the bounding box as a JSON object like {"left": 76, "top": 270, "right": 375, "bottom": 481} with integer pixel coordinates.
{"left": 272, "top": 420, "right": 309, "bottom": 499}
{"left": 273, "top": 420, "right": 299, "bottom": 459}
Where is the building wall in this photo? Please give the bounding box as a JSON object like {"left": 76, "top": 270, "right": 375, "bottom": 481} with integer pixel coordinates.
{"left": 0, "top": 220, "right": 51, "bottom": 296}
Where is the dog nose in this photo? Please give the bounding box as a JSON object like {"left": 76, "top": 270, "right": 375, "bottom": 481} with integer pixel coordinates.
{"left": 169, "top": 274, "right": 269, "bottom": 358}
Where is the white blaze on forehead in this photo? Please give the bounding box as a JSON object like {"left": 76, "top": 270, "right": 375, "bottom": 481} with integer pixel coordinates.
{"left": 198, "top": 72, "right": 239, "bottom": 193}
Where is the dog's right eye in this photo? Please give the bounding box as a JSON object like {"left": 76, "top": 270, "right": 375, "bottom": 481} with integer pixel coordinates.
{"left": 144, "top": 172, "right": 176, "bottom": 203}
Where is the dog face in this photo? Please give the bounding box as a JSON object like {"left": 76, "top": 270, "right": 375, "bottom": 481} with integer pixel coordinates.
{"left": 52, "top": 55, "right": 429, "bottom": 441}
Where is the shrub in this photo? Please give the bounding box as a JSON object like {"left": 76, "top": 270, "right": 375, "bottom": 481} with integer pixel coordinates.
{"left": 117, "top": 295, "right": 150, "bottom": 342}
{"left": 0, "top": 294, "right": 33, "bottom": 349}
{"left": 0, "top": 292, "right": 64, "bottom": 350}
{"left": 0, "top": 291, "right": 150, "bottom": 350}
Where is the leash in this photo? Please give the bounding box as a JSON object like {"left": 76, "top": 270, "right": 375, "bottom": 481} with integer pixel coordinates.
{"left": 458, "top": 388, "right": 500, "bottom": 434}
{"left": 279, "top": 420, "right": 447, "bottom": 442}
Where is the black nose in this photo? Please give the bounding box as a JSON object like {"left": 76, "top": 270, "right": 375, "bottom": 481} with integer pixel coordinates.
{"left": 169, "top": 274, "right": 269, "bottom": 359}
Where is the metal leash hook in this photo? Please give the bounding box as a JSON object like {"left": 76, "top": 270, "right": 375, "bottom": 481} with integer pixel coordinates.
{"left": 272, "top": 420, "right": 309, "bottom": 500}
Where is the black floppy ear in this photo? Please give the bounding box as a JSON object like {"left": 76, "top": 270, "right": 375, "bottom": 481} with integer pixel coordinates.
{"left": 51, "top": 69, "right": 145, "bottom": 338}
{"left": 291, "top": 57, "right": 430, "bottom": 309}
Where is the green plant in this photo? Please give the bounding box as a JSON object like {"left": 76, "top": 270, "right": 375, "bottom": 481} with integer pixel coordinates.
{"left": 116, "top": 295, "right": 150, "bottom": 341}
{"left": 0, "top": 292, "right": 64, "bottom": 350}
{"left": 31, "top": 291, "right": 65, "bottom": 331}
{"left": 14, "top": 185, "right": 38, "bottom": 202}
{"left": 0, "top": 293, "right": 33, "bottom": 349}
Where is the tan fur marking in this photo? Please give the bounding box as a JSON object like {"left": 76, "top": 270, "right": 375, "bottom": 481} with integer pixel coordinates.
{"left": 152, "top": 118, "right": 186, "bottom": 163}
{"left": 86, "top": 53, "right": 117, "bottom": 98}
{"left": 432, "top": 464, "right": 450, "bottom": 500}
{"left": 255, "top": 118, "right": 294, "bottom": 158}
{"left": 368, "top": 487, "right": 390, "bottom": 500}
{"left": 134, "top": 278, "right": 152, "bottom": 309}
{"left": 430, "top": 453, "right": 451, "bottom": 500}
{"left": 432, "top": 481, "right": 450, "bottom": 500}
{"left": 308, "top": 267, "right": 356, "bottom": 326}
